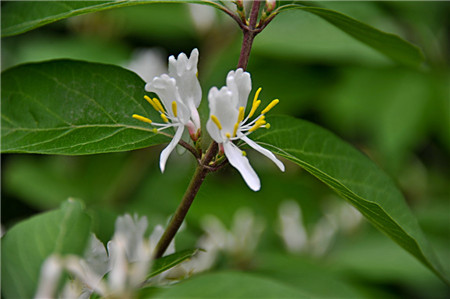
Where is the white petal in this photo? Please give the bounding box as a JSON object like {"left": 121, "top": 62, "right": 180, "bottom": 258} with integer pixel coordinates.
{"left": 226, "top": 69, "right": 251, "bottom": 108}
{"left": 168, "top": 49, "right": 202, "bottom": 109}
{"left": 223, "top": 141, "right": 260, "bottom": 191}
{"left": 240, "top": 135, "right": 285, "bottom": 171}
{"left": 160, "top": 125, "right": 185, "bottom": 172}
{"left": 207, "top": 86, "right": 239, "bottom": 138}
{"left": 146, "top": 75, "right": 190, "bottom": 123}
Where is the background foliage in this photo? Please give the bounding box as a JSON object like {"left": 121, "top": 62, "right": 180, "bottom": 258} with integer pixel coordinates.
{"left": 2, "top": 1, "right": 449, "bottom": 298}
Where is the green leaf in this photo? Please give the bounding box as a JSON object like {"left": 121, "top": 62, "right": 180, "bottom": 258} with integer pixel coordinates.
{"left": 1, "top": 60, "right": 169, "bottom": 155}
{"left": 148, "top": 249, "right": 198, "bottom": 278}
{"left": 252, "top": 115, "right": 449, "bottom": 283}
{"left": 1, "top": 199, "right": 92, "bottom": 299}
{"left": 0, "top": 0, "right": 203, "bottom": 38}
{"left": 144, "top": 271, "right": 311, "bottom": 298}
{"left": 275, "top": 5, "right": 424, "bottom": 67}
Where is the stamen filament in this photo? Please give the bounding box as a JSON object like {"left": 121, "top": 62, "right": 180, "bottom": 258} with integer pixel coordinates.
{"left": 160, "top": 113, "right": 169, "bottom": 123}
{"left": 211, "top": 115, "right": 222, "bottom": 130}
{"left": 261, "top": 99, "right": 279, "bottom": 115}
{"left": 144, "top": 95, "right": 160, "bottom": 112}
{"left": 172, "top": 101, "right": 177, "bottom": 117}
{"left": 133, "top": 114, "right": 152, "bottom": 124}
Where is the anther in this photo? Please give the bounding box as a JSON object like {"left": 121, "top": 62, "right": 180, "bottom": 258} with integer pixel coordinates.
{"left": 153, "top": 98, "right": 165, "bottom": 113}
{"left": 132, "top": 114, "right": 152, "bottom": 124}
{"left": 237, "top": 107, "right": 245, "bottom": 123}
{"left": 247, "top": 100, "right": 261, "bottom": 119}
{"left": 249, "top": 119, "right": 266, "bottom": 132}
{"left": 160, "top": 113, "right": 169, "bottom": 123}
{"left": 232, "top": 122, "right": 239, "bottom": 137}
{"left": 253, "top": 87, "right": 262, "bottom": 105}
{"left": 172, "top": 101, "right": 177, "bottom": 117}
{"left": 261, "top": 99, "right": 279, "bottom": 115}
{"left": 211, "top": 115, "right": 222, "bottom": 130}
{"left": 226, "top": 133, "right": 231, "bottom": 139}
{"left": 144, "top": 95, "right": 160, "bottom": 112}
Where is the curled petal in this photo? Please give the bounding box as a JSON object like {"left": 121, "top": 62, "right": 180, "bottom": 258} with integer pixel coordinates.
{"left": 169, "top": 48, "right": 202, "bottom": 110}
{"left": 160, "top": 125, "right": 185, "bottom": 173}
{"left": 223, "top": 141, "right": 260, "bottom": 191}
{"left": 226, "top": 69, "right": 252, "bottom": 108}
{"left": 240, "top": 135, "right": 285, "bottom": 172}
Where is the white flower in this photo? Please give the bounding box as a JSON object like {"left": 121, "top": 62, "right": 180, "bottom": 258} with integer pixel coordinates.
{"left": 35, "top": 214, "right": 175, "bottom": 299}
{"left": 133, "top": 48, "right": 202, "bottom": 172}
{"left": 206, "top": 69, "right": 285, "bottom": 191}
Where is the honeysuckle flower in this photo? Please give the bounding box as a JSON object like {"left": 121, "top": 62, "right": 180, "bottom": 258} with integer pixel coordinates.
{"left": 182, "top": 208, "right": 265, "bottom": 272}
{"left": 132, "top": 48, "right": 202, "bottom": 172}
{"left": 207, "top": 69, "right": 285, "bottom": 191}
{"left": 35, "top": 214, "right": 176, "bottom": 299}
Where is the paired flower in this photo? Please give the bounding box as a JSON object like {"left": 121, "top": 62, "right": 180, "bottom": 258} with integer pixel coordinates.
{"left": 133, "top": 49, "right": 284, "bottom": 191}
{"left": 206, "top": 69, "right": 285, "bottom": 191}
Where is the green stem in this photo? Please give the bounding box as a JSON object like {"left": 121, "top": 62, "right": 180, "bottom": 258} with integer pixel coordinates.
{"left": 153, "top": 142, "right": 218, "bottom": 259}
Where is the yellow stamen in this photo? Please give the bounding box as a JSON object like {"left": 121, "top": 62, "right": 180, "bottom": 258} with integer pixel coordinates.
{"left": 237, "top": 106, "right": 245, "bottom": 123}
{"left": 144, "top": 95, "right": 159, "bottom": 112}
{"left": 249, "top": 119, "right": 266, "bottom": 132}
{"left": 172, "top": 101, "right": 177, "bottom": 117}
{"left": 226, "top": 133, "right": 231, "bottom": 139}
{"left": 253, "top": 87, "right": 262, "bottom": 105}
{"left": 261, "top": 99, "right": 279, "bottom": 115}
{"left": 242, "top": 151, "right": 247, "bottom": 156}
{"left": 153, "top": 97, "right": 165, "bottom": 113}
{"left": 265, "top": 123, "right": 271, "bottom": 129}
{"left": 247, "top": 100, "right": 261, "bottom": 119}
{"left": 232, "top": 122, "right": 239, "bottom": 137}
{"left": 152, "top": 128, "right": 158, "bottom": 133}
{"left": 160, "top": 113, "right": 169, "bottom": 123}
{"left": 211, "top": 115, "right": 222, "bottom": 130}
{"left": 132, "top": 114, "right": 152, "bottom": 124}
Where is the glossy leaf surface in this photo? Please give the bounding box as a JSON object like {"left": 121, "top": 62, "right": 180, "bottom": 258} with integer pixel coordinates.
{"left": 1, "top": 60, "right": 168, "bottom": 154}
{"left": 252, "top": 115, "right": 448, "bottom": 283}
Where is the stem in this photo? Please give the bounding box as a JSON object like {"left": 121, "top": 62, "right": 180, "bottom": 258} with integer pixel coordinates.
{"left": 153, "top": 0, "right": 267, "bottom": 260}
{"left": 153, "top": 142, "right": 218, "bottom": 259}
{"left": 237, "top": 0, "right": 261, "bottom": 70}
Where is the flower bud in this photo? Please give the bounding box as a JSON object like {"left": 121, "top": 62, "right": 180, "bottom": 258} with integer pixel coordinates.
{"left": 234, "top": 0, "right": 244, "bottom": 10}
{"left": 265, "top": 0, "right": 276, "bottom": 13}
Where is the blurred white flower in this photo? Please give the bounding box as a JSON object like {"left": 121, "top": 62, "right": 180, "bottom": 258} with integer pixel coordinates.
{"left": 207, "top": 69, "right": 284, "bottom": 191}
{"left": 180, "top": 207, "right": 265, "bottom": 273}
{"left": 35, "top": 214, "right": 175, "bottom": 299}
{"left": 277, "top": 200, "right": 362, "bottom": 256}
{"left": 277, "top": 200, "right": 308, "bottom": 253}
{"left": 125, "top": 48, "right": 167, "bottom": 83}
{"left": 188, "top": 4, "right": 216, "bottom": 34}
